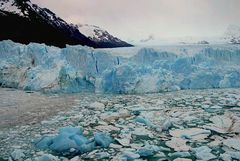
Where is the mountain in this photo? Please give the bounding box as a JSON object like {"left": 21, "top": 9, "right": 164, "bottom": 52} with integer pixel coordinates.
{"left": 224, "top": 25, "right": 240, "bottom": 44}
{"left": 0, "top": 0, "right": 132, "bottom": 48}
{"left": 77, "top": 24, "right": 133, "bottom": 48}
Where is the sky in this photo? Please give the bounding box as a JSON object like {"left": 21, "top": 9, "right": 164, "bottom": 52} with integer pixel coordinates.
{"left": 32, "top": 0, "right": 240, "bottom": 42}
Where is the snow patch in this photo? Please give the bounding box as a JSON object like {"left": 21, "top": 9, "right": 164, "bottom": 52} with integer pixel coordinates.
{"left": 0, "top": 0, "right": 24, "bottom": 16}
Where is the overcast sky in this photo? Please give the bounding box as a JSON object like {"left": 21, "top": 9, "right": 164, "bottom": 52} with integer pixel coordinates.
{"left": 32, "top": 0, "right": 240, "bottom": 41}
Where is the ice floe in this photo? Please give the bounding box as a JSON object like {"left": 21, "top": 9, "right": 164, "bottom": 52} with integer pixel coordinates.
{"left": 204, "top": 113, "right": 240, "bottom": 134}
{"left": 169, "top": 128, "right": 211, "bottom": 141}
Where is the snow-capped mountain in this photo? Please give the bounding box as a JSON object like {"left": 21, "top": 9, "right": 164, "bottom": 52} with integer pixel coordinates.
{"left": 77, "top": 24, "right": 132, "bottom": 48}
{"left": 0, "top": 0, "right": 132, "bottom": 48}
{"left": 0, "top": 0, "right": 25, "bottom": 16}
{"left": 224, "top": 25, "right": 240, "bottom": 44}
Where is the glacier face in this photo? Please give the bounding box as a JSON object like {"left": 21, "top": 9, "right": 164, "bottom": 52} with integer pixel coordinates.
{"left": 0, "top": 40, "right": 240, "bottom": 94}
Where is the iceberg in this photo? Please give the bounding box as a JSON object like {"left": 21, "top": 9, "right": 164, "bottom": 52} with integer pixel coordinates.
{"left": 35, "top": 126, "right": 112, "bottom": 156}
{"left": 0, "top": 40, "right": 240, "bottom": 94}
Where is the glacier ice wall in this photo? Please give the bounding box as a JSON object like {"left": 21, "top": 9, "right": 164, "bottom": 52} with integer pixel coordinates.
{"left": 0, "top": 40, "right": 240, "bottom": 94}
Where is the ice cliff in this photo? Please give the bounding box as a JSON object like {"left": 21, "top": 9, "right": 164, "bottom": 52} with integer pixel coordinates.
{"left": 0, "top": 40, "right": 240, "bottom": 94}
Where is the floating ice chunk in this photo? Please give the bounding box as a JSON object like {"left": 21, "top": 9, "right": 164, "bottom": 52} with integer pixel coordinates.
{"left": 24, "top": 158, "right": 32, "bottom": 161}
{"left": 210, "top": 105, "right": 222, "bottom": 109}
{"left": 162, "top": 119, "right": 173, "bottom": 131}
{"left": 226, "top": 151, "right": 240, "bottom": 160}
{"left": 137, "top": 144, "right": 160, "bottom": 157}
{"left": 77, "top": 141, "right": 96, "bottom": 153}
{"left": 204, "top": 113, "right": 240, "bottom": 134}
{"left": 135, "top": 116, "right": 153, "bottom": 127}
{"left": 115, "top": 137, "right": 131, "bottom": 147}
{"left": 173, "top": 158, "right": 192, "bottom": 161}
{"left": 95, "top": 152, "right": 110, "bottom": 159}
{"left": 71, "top": 135, "right": 89, "bottom": 146}
{"left": 69, "top": 156, "right": 80, "bottom": 161}
{"left": 100, "top": 109, "right": 130, "bottom": 122}
{"left": 35, "top": 136, "right": 54, "bottom": 150}
{"left": 165, "top": 138, "right": 190, "bottom": 151}
{"left": 220, "top": 153, "right": 232, "bottom": 161}
{"left": 132, "top": 127, "right": 154, "bottom": 138}
{"left": 223, "top": 138, "right": 240, "bottom": 151}
{"left": 35, "top": 127, "right": 112, "bottom": 156}
{"left": 122, "top": 151, "right": 140, "bottom": 160}
{"left": 89, "top": 102, "right": 105, "bottom": 111}
{"left": 192, "top": 146, "right": 216, "bottom": 160}
{"left": 207, "top": 135, "right": 223, "bottom": 148}
{"left": 10, "top": 149, "right": 25, "bottom": 161}
{"left": 94, "top": 132, "right": 112, "bottom": 148}
{"left": 49, "top": 133, "right": 79, "bottom": 153}
{"left": 95, "top": 125, "right": 120, "bottom": 133}
{"left": 168, "top": 152, "right": 191, "bottom": 158}
{"left": 169, "top": 128, "right": 211, "bottom": 141}
{"left": 36, "top": 154, "right": 59, "bottom": 161}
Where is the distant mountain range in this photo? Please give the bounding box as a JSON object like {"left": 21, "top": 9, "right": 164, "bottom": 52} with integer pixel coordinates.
{"left": 132, "top": 25, "right": 240, "bottom": 46}
{"left": 0, "top": 0, "right": 132, "bottom": 48}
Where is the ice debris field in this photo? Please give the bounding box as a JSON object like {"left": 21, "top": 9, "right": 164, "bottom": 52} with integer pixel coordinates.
{"left": 1, "top": 40, "right": 240, "bottom": 94}
{"left": 1, "top": 88, "right": 240, "bottom": 161}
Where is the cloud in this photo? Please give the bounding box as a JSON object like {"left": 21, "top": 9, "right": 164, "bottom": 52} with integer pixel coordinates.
{"left": 140, "top": 34, "right": 155, "bottom": 43}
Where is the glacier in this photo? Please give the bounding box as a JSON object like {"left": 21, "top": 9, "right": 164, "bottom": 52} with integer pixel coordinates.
{"left": 0, "top": 40, "right": 240, "bottom": 94}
